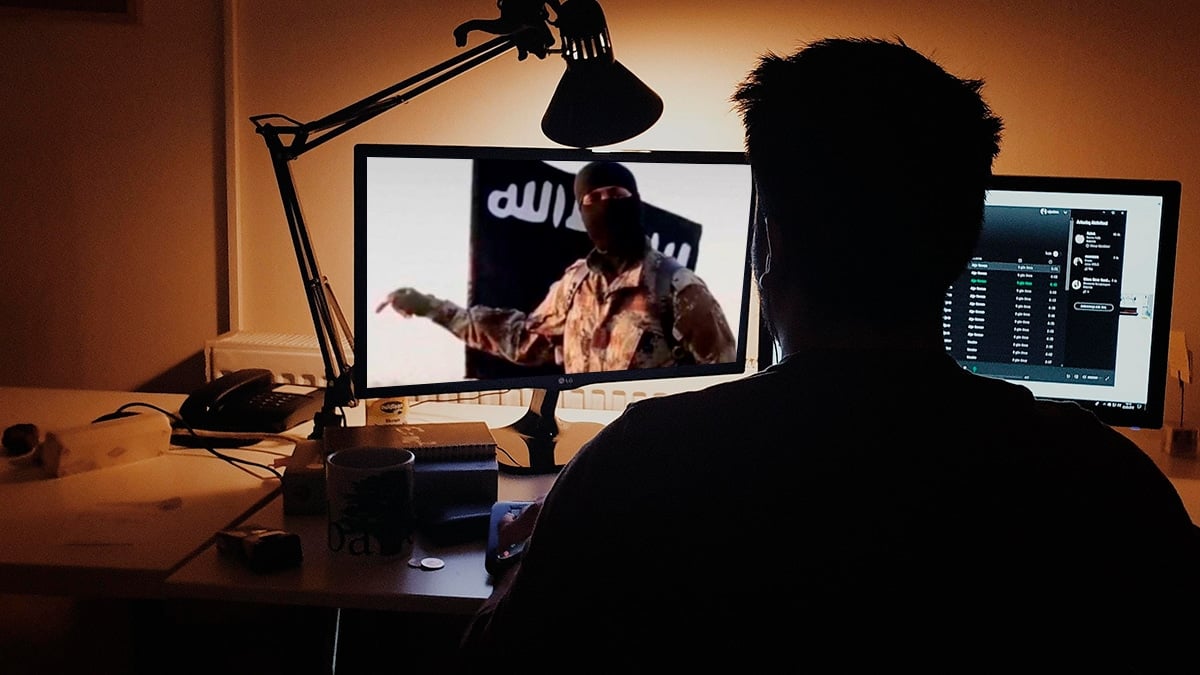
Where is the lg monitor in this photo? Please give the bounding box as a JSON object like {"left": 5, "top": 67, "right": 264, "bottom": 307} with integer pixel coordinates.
{"left": 354, "top": 144, "right": 758, "bottom": 473}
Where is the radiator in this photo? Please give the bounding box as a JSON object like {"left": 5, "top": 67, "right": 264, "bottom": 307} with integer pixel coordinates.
{"left": 205, "top": 331, "right": 336, "bottom": 388}
{"left": 204, "top": 331, "right": 752, "bottom": 412}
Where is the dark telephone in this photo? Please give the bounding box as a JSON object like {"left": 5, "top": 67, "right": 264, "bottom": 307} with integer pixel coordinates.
{"left": 179, "top": 368, "right": 323, "bottom": 434}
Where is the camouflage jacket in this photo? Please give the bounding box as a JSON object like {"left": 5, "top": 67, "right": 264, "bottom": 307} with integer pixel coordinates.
{"left": 429, "top": 247, "right": 736, "bottom": 374}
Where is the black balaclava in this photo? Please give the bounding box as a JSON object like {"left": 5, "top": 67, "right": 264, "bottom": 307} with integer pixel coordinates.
{"left": 574, "top": 161, "right": 644, "bottom": 257}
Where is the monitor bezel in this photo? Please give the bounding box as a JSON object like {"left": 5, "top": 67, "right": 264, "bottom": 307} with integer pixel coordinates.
{"left": 352, "top": 143, "right": 758, "bottom": 401}
{"left": 979, "top": 174, "right": 1180, "bottom": 429}
{"left": 752, "top": 173, "right": 1181, "bottom": 429}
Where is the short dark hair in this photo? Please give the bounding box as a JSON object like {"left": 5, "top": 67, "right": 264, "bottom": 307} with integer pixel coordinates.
{"left": 732, "top": 37, "right": 1004, "bottom": 318}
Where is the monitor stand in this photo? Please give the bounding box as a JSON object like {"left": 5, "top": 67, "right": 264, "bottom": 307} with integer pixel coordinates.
{"left": 492, "top": 388, "right": 603, "bottom": 475}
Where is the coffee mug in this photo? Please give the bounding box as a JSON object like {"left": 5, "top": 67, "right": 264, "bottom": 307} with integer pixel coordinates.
{"left": 326, "top": 446, "right": 416, "bottom": 559}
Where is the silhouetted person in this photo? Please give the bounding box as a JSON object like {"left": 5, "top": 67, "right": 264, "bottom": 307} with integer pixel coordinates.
{"left": 376, "top": 160, "right": 736, "bottom": 373}
{"left": 455, "top": 37, "right": 1200, "bottom": 671}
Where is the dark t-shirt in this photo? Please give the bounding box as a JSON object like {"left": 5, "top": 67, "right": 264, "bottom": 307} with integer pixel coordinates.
{"left": 458, "top": 349, "right": 1200, "bottom": 672}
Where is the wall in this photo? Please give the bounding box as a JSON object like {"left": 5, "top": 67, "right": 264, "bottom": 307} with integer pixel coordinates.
{"left": 1, "top": 0, "right": 1197, "bottom": 423}
{"left": 0, "top": 1, "right": 225, "bottom": 393}
{"left": 230, "top": 0, "right": 1200, "bottom": 423}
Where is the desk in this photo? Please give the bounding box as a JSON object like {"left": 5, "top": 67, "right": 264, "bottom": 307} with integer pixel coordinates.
{"left": 163, "top": 413, "right": 1200, "bottom": 618}
{"left": 5, "top": 386, "right": 1199, "bottom": 613}
{"left": 163, "top": 401, "right": 613, "bottom": 614}
{"left": 0, "top": 387, "right": 288, "bottom": 597}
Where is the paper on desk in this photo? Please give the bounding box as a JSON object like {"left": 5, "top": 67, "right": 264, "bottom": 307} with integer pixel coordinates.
{"left": 0, "top": 451, "right": 277, "bottom": 572}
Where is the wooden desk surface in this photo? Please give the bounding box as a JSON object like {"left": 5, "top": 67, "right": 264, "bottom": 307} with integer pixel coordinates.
{"left": 164, "top": 410, "right": 1200, "bottom": 617}
{"left": 164, "top": 489, "right": 496, "bottom": 615}
{"left": 11, "top": 387, "right": 1193, "bottom": 612}
{"left": 0, "top": 387, "right": 288, "bottom": 596}
{"left": 163, "top": 401, "right": 592, "bottom": 614}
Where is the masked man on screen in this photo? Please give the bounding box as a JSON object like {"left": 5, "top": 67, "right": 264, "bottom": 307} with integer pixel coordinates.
{"left": 375, "top": 160, "right": 736, "bottom": 373}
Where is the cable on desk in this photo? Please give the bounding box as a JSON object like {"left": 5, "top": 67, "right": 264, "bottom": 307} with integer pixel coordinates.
{"left": 169, "top": 428, "right": 299, "bottom": 457}
{"left": 114, "top": 402, "right": 284, "bottom": 480}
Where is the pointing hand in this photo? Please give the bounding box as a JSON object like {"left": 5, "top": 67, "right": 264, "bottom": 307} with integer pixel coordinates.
{"left": 375, "top": 287, "right": 437, "bottom": 317}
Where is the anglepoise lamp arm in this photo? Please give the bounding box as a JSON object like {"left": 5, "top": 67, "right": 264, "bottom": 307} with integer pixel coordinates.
{"left": 247, "top": 1, "right": 662, "bottom": 442}
{"left": 249, "top": 31, "right": 535, "bottom": 440}
{"left": 250, "top": 33, "right": 525, "bottom": 160}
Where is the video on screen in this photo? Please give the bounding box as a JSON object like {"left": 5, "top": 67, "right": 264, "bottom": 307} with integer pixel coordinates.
{"left": 360, "top": 154, "right": 755, "bottom": 392}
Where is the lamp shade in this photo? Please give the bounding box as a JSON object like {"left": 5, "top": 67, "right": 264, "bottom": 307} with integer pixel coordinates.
{"left": 540, "top": 0, "right": 663, "bottom": 148}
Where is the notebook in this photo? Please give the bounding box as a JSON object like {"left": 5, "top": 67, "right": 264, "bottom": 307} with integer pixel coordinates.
{"left": 322, "top": 421, "right": 497, "bottom": 461}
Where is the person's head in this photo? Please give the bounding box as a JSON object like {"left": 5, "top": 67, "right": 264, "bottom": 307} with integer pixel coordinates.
{"left": 732, "top": 37, "right": 1004, "bottom": 336}
{"left": 574, "top": 160, "right": 645, "bottom": 257}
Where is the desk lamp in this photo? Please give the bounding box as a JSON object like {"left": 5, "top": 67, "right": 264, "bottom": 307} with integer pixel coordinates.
{"left": 249, "top": 0, "right": 663, "bottom": 439}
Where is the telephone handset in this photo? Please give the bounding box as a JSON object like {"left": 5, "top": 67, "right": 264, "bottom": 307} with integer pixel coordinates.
{"left": 179, "top": 368, "right": 324, "bottom": 434}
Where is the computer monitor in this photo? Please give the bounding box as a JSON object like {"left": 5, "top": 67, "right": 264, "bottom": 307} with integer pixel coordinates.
{"left": 354, "top": 144, "right": 758, "bottom": 473}
{"left": 942, "top": 174, "right": 1181, "bottom": 429}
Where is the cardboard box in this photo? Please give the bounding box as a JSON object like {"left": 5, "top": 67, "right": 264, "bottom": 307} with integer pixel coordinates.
{"left": 281, "top": 439, "right": 327, "bottom": 515}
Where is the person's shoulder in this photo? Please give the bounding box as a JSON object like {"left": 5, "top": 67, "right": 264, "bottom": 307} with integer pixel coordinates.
{"left": 1024, "top": 396, "right": 1133, "bottom": 447}
{"left": 639, "top": 247, "right": 697, "bottom": 289}
{"left": 560, "top": 374, "right": 780, "bottom": 493}
{"left": 965, "top": 378, "right": 1141, "bottom": 459}
{"left": 561, "top": 257, "right": 590, "bottom": 277}
{"left": 597, "top": 369, "right": 781, "bottom": 444}
{"left": 552, "top": 258, "right": 592, "bottom": 295}
{"left": 1021, "top": 397, "right": 1187, "bottom": 504}
{"left": 640, "top": 365, "right": 780, "bottom": 409}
